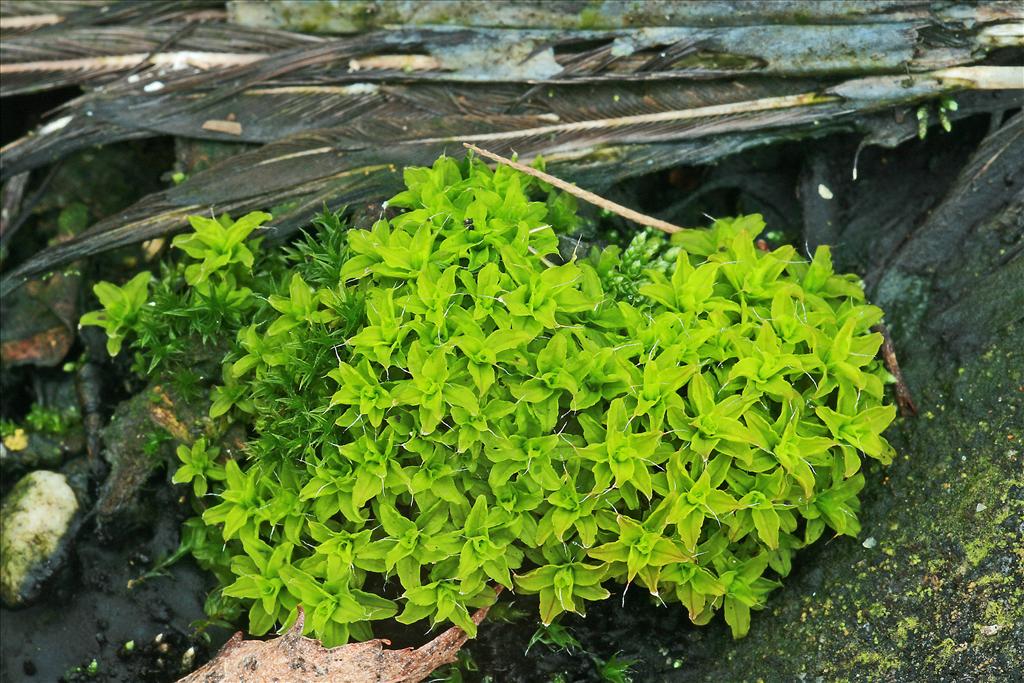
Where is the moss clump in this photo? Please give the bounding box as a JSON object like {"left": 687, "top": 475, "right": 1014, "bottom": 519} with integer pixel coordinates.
{"left": 84, "top": 154, "right": 895, "bottom": 646}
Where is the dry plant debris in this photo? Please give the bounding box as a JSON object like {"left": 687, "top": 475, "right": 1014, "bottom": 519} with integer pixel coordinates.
{"left": 177, "top": 600, "right": 494, "bottom": 683}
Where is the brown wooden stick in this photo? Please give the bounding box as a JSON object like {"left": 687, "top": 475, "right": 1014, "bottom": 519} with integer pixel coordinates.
{"left": 464, "top": 143, "right": 684, "bottom": 234}
{"left": 873, "top": 323, "right": 918, "bottom": 417}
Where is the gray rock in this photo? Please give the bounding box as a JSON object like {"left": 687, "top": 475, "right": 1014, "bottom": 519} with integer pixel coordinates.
{"left": 0, "top": 470, "right": 80, "bottom": 607}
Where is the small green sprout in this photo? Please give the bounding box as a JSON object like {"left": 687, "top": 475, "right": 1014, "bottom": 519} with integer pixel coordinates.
{"left": 938, "top": 96, "right": 958, "bottom": 132}
{"left": 172, "top": 437, "right": 225, "bottom": 497}
{"left": 79, "top": 270, "right": 152, "bottom": 355}
{"left": 596, "top": 653, "right": 637, "bottom": 683}
{"left": 515, "top": 548, "right": 610, "bottom": 625}
{"left": 171, "top": 212, "right": 269, "bottom": 286}
{"left": 142, "top": 429, "right": 171, "bottom": 458}
{"left": 525, "top": 622, "right": 582, "bottom": 655}
{"left": 24, "top": 404, "right": 76, "bottom": 435}
{"left": 917, "top": 96, "right": 959, "bottom": 139}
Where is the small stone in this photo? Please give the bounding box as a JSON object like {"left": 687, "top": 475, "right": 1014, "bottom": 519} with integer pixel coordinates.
{"left": 0, "top": 470, "right": 80, "bottom": 607}
{"left": 980, "top": 624, "right": 1000, "bottom": 636}
{"left": 862, "top": 536, "right": 878, "bottom": 549}
{"left": 817, "top": 184, "right": 834, "bottom": 200}
{"left": 976, "top": 503, "right": 987, "bottom": 513}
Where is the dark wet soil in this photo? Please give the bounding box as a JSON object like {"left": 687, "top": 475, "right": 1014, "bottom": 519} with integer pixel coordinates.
{"left": 0, "top": 480, "right": 231, "bottom": 683}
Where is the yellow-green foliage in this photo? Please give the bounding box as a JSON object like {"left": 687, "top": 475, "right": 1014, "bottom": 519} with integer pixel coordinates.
{"left": 86, "top": 154, "right": 896, "bottom": 645}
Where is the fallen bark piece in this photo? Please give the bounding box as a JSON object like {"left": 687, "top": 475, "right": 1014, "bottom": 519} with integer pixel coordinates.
{"left": 178, "top": 602, "right": 493, "bottom": 683}
{"left": 200, "top": 119, "right": 244, "bottom": 136}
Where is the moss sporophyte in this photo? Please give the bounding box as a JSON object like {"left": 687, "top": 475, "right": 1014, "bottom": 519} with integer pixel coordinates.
{"left": 83, "top": 154, "right": 897, "bottom": 645}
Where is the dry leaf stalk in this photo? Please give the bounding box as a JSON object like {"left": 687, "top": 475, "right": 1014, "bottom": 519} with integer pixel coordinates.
{"left": 465, "top": 142, "right": 684, "bottom": 234}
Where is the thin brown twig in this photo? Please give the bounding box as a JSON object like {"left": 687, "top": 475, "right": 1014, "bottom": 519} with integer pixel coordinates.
{"left": 873, "top": 323, "right": 918, "bottom": 417}
{"left": 464, "top": 143, "right": 684, "bottom": 234}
